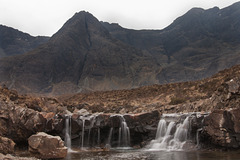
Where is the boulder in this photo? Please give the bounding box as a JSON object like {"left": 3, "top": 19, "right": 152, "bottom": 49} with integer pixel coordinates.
{"left": 1, "top": 103, "right": 46, "bottom": 143}
{"left": 28, "top": 132, "right": 67, "bottom": 159}
{"left": 0, "top": 136, "right": 15, "bottom": 154}
{"left": 202, "top": 108, "right": 240, "bottom": 148}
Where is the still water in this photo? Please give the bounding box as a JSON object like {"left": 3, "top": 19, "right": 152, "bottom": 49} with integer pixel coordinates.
{"left": 64, "top": 149, "right": 240, "bottom": 160}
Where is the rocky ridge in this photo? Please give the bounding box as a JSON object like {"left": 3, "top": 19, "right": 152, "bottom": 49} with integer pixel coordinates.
{"left": 0, "top": 25, "right": 49, "bottom": 58}
{"left": 102, "top": 2, "right": 240, "bottom": 84}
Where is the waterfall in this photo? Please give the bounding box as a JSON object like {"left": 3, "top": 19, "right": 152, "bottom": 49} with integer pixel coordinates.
{"left": 64, "top": 115, "right": 72, "bottom": 151}
{"left": 64, "top": 113, "right": 132, "bottom": 150}
{"left": 196, "top": 128, "right": 202, "bottom": 148}
{"left": 116, "top": 115, "right": 131, "bottom": 147}
{"left": 155, "top": 119, "right": 167, "bottom": 139}
{"left": 106, "top": 127, "right": 113, "bottom": 148}
{"left": 87, "top": 115, "right": 97, "bottom": 146}
{"left": 148, "top": 114, "right": 191, "bottom": 150}
{"left": 80, "top": 116, "right": 86, "bottom": 149}
{"left": 118, "top": 127, "right": 122, "bottom": 147}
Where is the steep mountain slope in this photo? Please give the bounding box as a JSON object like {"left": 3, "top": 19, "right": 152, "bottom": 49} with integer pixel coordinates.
{"left": 102, "top": 2, "right": 240, "bottom": 83}
{"left": 0, "top": 25, "right": 49, "bottom": 58}
{"left": 0, "top": 11, "right": 160, "bottom": 94}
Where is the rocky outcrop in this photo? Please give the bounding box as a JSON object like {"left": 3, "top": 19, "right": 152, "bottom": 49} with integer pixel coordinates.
{"left": 28, "top": 132, "right": 67, "bottom": 159}
{"left": 0, "top": 136, "right": 15, "bottom": 154}
{"left": 201, "top": 108, "right": 240, "bottom": 148}
{"left": 0, "top": 101, "right": 46, "bottom": 143}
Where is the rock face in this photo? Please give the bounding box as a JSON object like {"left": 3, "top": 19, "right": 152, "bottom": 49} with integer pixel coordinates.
{"left": 28, "top": 132, "right": 67, "bottom": 159}
{"left": 202, "top": 108, "right": 240, "bottom": 148}
{"left": 0, "top": 101, "right": 46, "bottom": 143}
{"left": 0, "top": 136, "right": 15, "bottom": 154}
{"left": 0, "top": 25, "right": 49, "bottom": 58}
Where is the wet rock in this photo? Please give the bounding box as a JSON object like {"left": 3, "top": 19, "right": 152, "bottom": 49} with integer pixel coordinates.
{"left": 28, "top": 132, "right": 67, "bottom": 159}
{"left": 202, "top": 108, "right": 240, "bottom": 148}
{"left": 124, "top": 110, "right": 161, "bottom": 146}
{"left": 0, "top": 136, "right": 15, "bottom": 154}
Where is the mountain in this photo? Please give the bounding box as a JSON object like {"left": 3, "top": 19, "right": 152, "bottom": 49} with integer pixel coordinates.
{"left": 0, "top": 11, "right": 160, "bottom": 94}
{"left": 0, "top": 25, "right": 49, "bottom": 58}
{"left": 102, "top": 2, "right": 240, "bottom": 83}
{"left": 0, "top": 2, "right": 240, "bottom": 95}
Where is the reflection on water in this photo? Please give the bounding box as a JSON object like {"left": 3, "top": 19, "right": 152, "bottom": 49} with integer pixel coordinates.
{"left": 64, "top": 149, "right": 240, "bottom": 160}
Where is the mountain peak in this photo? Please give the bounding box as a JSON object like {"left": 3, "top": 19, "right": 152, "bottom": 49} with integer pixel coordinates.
{"left": 51, "top": 11, "right": 109, "bottom": 48}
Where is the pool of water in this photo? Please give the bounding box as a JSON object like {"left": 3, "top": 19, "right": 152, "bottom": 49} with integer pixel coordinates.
{"left": 64, "top": 149, "right": 240, "bottom": 160}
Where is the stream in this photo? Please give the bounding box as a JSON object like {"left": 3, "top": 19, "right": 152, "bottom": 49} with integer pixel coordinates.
{"left": 64, "top": 149, "right": 240, "bottom": 160}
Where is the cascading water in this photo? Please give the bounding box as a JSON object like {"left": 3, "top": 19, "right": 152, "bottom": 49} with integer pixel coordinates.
{"left": 64, "top": 113, "right": 132, "bottom": 150}
{"left": 106, "top": 127, "right": 113, "bottom": 148}
{"left": 148, "top": 114, "right": 190, "bottom": 150}
{"left": 80, "top": 117, "right": 85, "bottom": 149}
{"left": 196, "top": 128, "right": 202, "bottom": 148}
{"left": 114, "top": 115, "right": 131, "bottom": 147}
{"left": 64, "top": 115, "right": 72, "bottom": 152}
{"left": 87, "top": 115, "right": 97, "bottom": 146}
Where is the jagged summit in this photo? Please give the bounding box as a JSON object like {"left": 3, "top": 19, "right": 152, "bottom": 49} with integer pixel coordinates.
{"left": 50, "top": 11, "right": 110, "bottom": 48}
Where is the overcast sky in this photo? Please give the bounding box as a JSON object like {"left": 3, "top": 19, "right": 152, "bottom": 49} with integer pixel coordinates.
{"left": 0, "top": 0, "right": 239, "bottom": 36}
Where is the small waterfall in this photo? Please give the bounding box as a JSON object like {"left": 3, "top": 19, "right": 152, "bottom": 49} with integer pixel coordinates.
{"left": 64, "top": 113, "right": 132, "bottom": 150}
{"left": 80, "top": 116, "right": 86, "bottom": 149}
{"left": 116, "top": 115, "right": 130, "bottom": 147}
{"left": 122, "top": 121, "right": 130, "bottom": 146}
{"left": 196, "top": 128, "right": 202, "bottom": 148}
{"left": 118, "top": 127, "right": 122, "bottom": 147}
{"left": 149, "top": 114, "right": 191, "bottom": 150}
{"left": 106, "top": 127, "right": 113, "bottom": 148}
{"left": 155, "top": 119, "right": 167, "bottom": 139}
{"left": 87, "top": 115, "right": 97, "bottom": 146}
{"left": 64, "top": 115, "right": 72, "bottom": 151}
